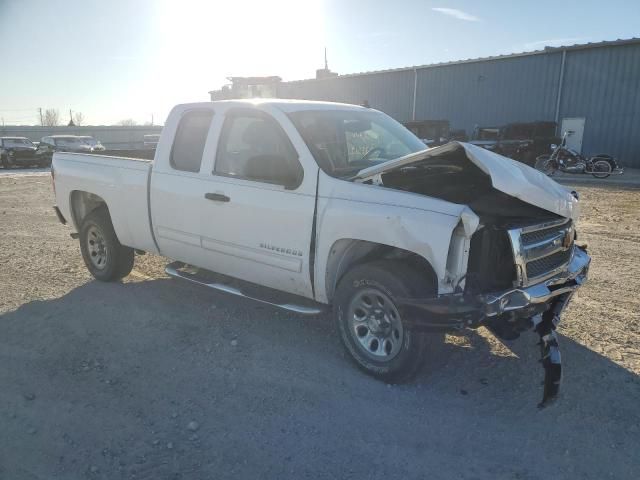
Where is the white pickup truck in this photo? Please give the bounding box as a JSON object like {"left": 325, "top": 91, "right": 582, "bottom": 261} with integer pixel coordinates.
{"left": 52, "top": 99, "right": 590, "bottom": 405}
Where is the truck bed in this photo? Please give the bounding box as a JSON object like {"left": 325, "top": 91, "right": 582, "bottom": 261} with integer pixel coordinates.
{"left": 52, "top": 152, "right": 158, "bottom": 254}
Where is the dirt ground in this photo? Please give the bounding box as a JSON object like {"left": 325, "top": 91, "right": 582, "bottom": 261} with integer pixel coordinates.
{"left": 0, "top": 173, "right": 639, "bottom": 479}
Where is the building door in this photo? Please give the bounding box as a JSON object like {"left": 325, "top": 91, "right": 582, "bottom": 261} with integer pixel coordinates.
{"left": 561, "top": 117, "right": 586, "bottom": 153}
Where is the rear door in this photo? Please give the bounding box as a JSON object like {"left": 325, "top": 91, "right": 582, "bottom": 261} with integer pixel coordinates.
{"left": 150, "top": 107, "right": 217, "bottom": 267}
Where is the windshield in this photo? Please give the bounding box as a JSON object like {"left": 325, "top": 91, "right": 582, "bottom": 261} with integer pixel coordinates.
{"left": 55, "top": 137, "right": 84, "bottom": 146}
{"left": 3, "top": 138, "right": 34, "bottom": 148}
{"left": 288, "top": 109, "right": 426, "bottom": 178}
{"left": 79, "top": 137, "right": 98, "bottom": 146}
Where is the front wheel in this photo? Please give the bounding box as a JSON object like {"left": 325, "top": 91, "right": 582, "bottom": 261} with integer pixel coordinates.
{"left": 334, "top": 261, "right": 443, "bottom": 383}
{"left": 79, "top": 206, "right": 134, "bottom": 281}
{"left": 534, "top": 154, "right": 558, "bottom": 176}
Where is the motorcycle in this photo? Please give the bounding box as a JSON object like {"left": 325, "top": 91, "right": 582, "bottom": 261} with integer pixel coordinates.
{"left": 534, "top": 130, "right": 623, "bottom": 178}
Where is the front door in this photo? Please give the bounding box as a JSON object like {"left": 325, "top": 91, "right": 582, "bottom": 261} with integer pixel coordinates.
{"left": 195, "top": 108, "right": 316, "bottom": 299}
{"left": 561, "top": 117, "right": 586, "bottom": 153}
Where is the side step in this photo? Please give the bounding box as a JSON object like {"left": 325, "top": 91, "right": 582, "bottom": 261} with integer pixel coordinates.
{"left": 165, "top": 262, "right": 324, "bottom": 316}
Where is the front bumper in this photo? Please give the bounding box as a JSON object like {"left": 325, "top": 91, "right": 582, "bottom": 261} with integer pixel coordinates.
{"left": 481, "top": 245, "right": 590, "bottom": 318}
{"left": 398, "top": 244, "right": 590, "bottom": 407}
{"left": 399, "top": 244, "right": 590, "bottom": 331}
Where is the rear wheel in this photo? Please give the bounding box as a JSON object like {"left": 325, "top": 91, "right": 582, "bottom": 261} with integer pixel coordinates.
{"left": 591, "top": 159, "right": 613, "bottom": 178}
{"left": 79, "top": 206, "right": 134, "bottom": 281}
{"left": 334, "top": 261, "right": 443, "bottom": 383}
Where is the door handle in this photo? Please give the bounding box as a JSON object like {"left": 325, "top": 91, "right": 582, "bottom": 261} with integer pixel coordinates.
{"left": 205, "top": 192, "right": 230, "bottom": 202}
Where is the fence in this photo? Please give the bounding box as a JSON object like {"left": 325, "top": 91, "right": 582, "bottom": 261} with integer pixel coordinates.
{"left": 0, "top": 125, "right": 163, "bottom": 150}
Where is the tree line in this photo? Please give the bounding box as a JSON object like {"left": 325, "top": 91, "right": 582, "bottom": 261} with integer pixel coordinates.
{"left": 40, "top": 109, "right": 146, "bottom": 127}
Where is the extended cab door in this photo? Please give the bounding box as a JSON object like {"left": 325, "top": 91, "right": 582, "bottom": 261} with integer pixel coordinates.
{"left": 150, "top": 104, "right": 318, "bottom": 299}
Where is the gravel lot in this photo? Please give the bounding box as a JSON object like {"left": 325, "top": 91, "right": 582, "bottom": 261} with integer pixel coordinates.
{"left": 1, "top": 172, "right": 639, "bottom": 479}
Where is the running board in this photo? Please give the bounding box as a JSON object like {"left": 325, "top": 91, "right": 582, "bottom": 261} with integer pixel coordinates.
{"left": 165, "top": 262, "right": 324, "bottom": 316}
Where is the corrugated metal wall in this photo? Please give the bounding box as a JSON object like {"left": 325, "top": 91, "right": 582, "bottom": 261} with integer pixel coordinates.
{"left": 414, "top": 53, "right": 562, "bottom": 132}
{"left": 0, "top": 125, "right": 163, "bottom": 149}
{"left": 277, "top": 42, "right": 640, "bottom": 168}
{"left": 278, "top": 70, "right": 415, "bottom": 122}
{"left": 559, "top": 44, "right": 640, "bottom": 167}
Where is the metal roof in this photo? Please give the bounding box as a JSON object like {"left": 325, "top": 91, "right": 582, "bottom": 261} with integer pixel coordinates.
{"left": 285, "top": 37, "right": 640, "bottom": 84}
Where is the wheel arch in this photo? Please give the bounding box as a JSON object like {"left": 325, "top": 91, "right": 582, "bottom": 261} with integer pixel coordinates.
{"left": 323, "top": 239, "right": 438, "bottom": 304}
{"left": 69, "top": 190, "right": 110, "bottom": 231}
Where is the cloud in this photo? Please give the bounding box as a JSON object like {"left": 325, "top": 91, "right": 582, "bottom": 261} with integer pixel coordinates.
{"left": 522, "top": 37, "right": 587, "bottom": 50}
{"left": 432, "top": 7, "right": 480, "bottom": 22}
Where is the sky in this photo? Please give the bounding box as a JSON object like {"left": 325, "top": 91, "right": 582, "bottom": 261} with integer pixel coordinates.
{"left": 0, "top": 0, "right": 638, "bottom": 126}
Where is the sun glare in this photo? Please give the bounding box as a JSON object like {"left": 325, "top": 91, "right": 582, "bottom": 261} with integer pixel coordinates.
{"left": 128, "top": 0, "right": 326, "bottom": 123}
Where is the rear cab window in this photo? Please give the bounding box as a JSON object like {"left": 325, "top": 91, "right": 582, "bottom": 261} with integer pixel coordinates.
{"left": 170, "top": 110, "right": 214, "bottom": 173}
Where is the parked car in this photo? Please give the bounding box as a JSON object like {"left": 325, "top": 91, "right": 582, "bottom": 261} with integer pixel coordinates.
{"left": 78, "top": 136, "right": 106, "bottom": 152}
{"left": 470, "top": 121, "right": 559, "bottom": 166}
{"left": 0, "top": 136, "right": 43, "bottom": 168}
{"left": 51, "top": 100, "right": 590, "bottom": 406}
{"left": 37, "top": 135, "right": 95, "bottom": 163}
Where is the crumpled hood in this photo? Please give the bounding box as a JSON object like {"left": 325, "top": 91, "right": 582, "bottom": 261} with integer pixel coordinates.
{"left": 355, "top": 141, "right": 579, "bottom": 220}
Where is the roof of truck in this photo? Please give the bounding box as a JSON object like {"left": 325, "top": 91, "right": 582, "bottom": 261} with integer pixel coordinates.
{"left": 209, "top": 98, "right": 369, "bottom": 113}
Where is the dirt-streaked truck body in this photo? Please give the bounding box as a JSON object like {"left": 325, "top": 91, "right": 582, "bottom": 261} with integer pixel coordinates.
{"left": 52, "top": 99, "right": 590, "bottom": 405}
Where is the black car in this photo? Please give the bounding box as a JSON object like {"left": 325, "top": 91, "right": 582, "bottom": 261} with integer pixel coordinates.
{"left": 0, "top": 137, "right": 44, "bottom": 168}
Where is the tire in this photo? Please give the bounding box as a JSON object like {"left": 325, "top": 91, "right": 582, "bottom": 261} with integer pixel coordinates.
{"left": 591, "top": 158, "right": 613, "bottom": 178}
{"left": 79, "top": 206, "right": 134, "bottom": 281}
{"left": 534, "top": 154, "right": 557, "bottom": 176}
{"left": 334, "top": 260, "right": 443, "bottom": 383}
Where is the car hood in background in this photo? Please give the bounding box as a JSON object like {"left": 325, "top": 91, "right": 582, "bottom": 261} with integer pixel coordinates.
{"left": 355, "top": 141, "right": 579, "bottom": 220}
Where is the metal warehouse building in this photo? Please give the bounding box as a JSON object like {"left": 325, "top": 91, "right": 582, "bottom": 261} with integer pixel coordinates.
{"left": 219, "top": 39, "right": 640, "bottom": 168}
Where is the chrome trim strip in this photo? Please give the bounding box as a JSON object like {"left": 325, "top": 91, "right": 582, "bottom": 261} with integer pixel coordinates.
{"left": 165, "top": 266, "right": 324, "bottom": 315}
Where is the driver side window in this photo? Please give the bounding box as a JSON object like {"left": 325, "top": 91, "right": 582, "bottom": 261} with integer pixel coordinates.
{"left": 214, "top": 113, "right": 303, "bottom": 188}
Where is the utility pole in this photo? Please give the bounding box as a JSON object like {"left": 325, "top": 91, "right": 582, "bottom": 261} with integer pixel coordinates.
{"left": 68, "top": 109, "right": 76, "bottom": 127}
{"left": 151, "top": 114, "right": 154, "bottom": 126}
{"left": 38, "top": 108, "right": 43, "bottom": 126}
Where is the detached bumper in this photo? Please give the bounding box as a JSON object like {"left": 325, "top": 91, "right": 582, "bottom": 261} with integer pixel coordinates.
{"left": 398, "top": 244, "right": 590, "bottom": 407}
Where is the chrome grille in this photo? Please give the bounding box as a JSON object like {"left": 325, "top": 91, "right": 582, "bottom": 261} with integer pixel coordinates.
{"left": 508, "top": 219, "right": 574, "bottom": 286}
{"left": 526, "top": 248, "right": 573, "bottom": 279}
{"left": 521, "top": 224, "right": 568, "bottom": 245}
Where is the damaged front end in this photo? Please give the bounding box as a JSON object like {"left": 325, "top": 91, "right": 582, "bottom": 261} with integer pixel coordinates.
{"left": 399, "top": 231, "right": 590, "bottom": 407}
{"left": 356, "top": 142, "right": 590, "bottom": 407}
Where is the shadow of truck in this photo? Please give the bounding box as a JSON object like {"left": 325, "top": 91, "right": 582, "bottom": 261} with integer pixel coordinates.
{"left": 0, "top": 278, "right": 638, "bottom": 479}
